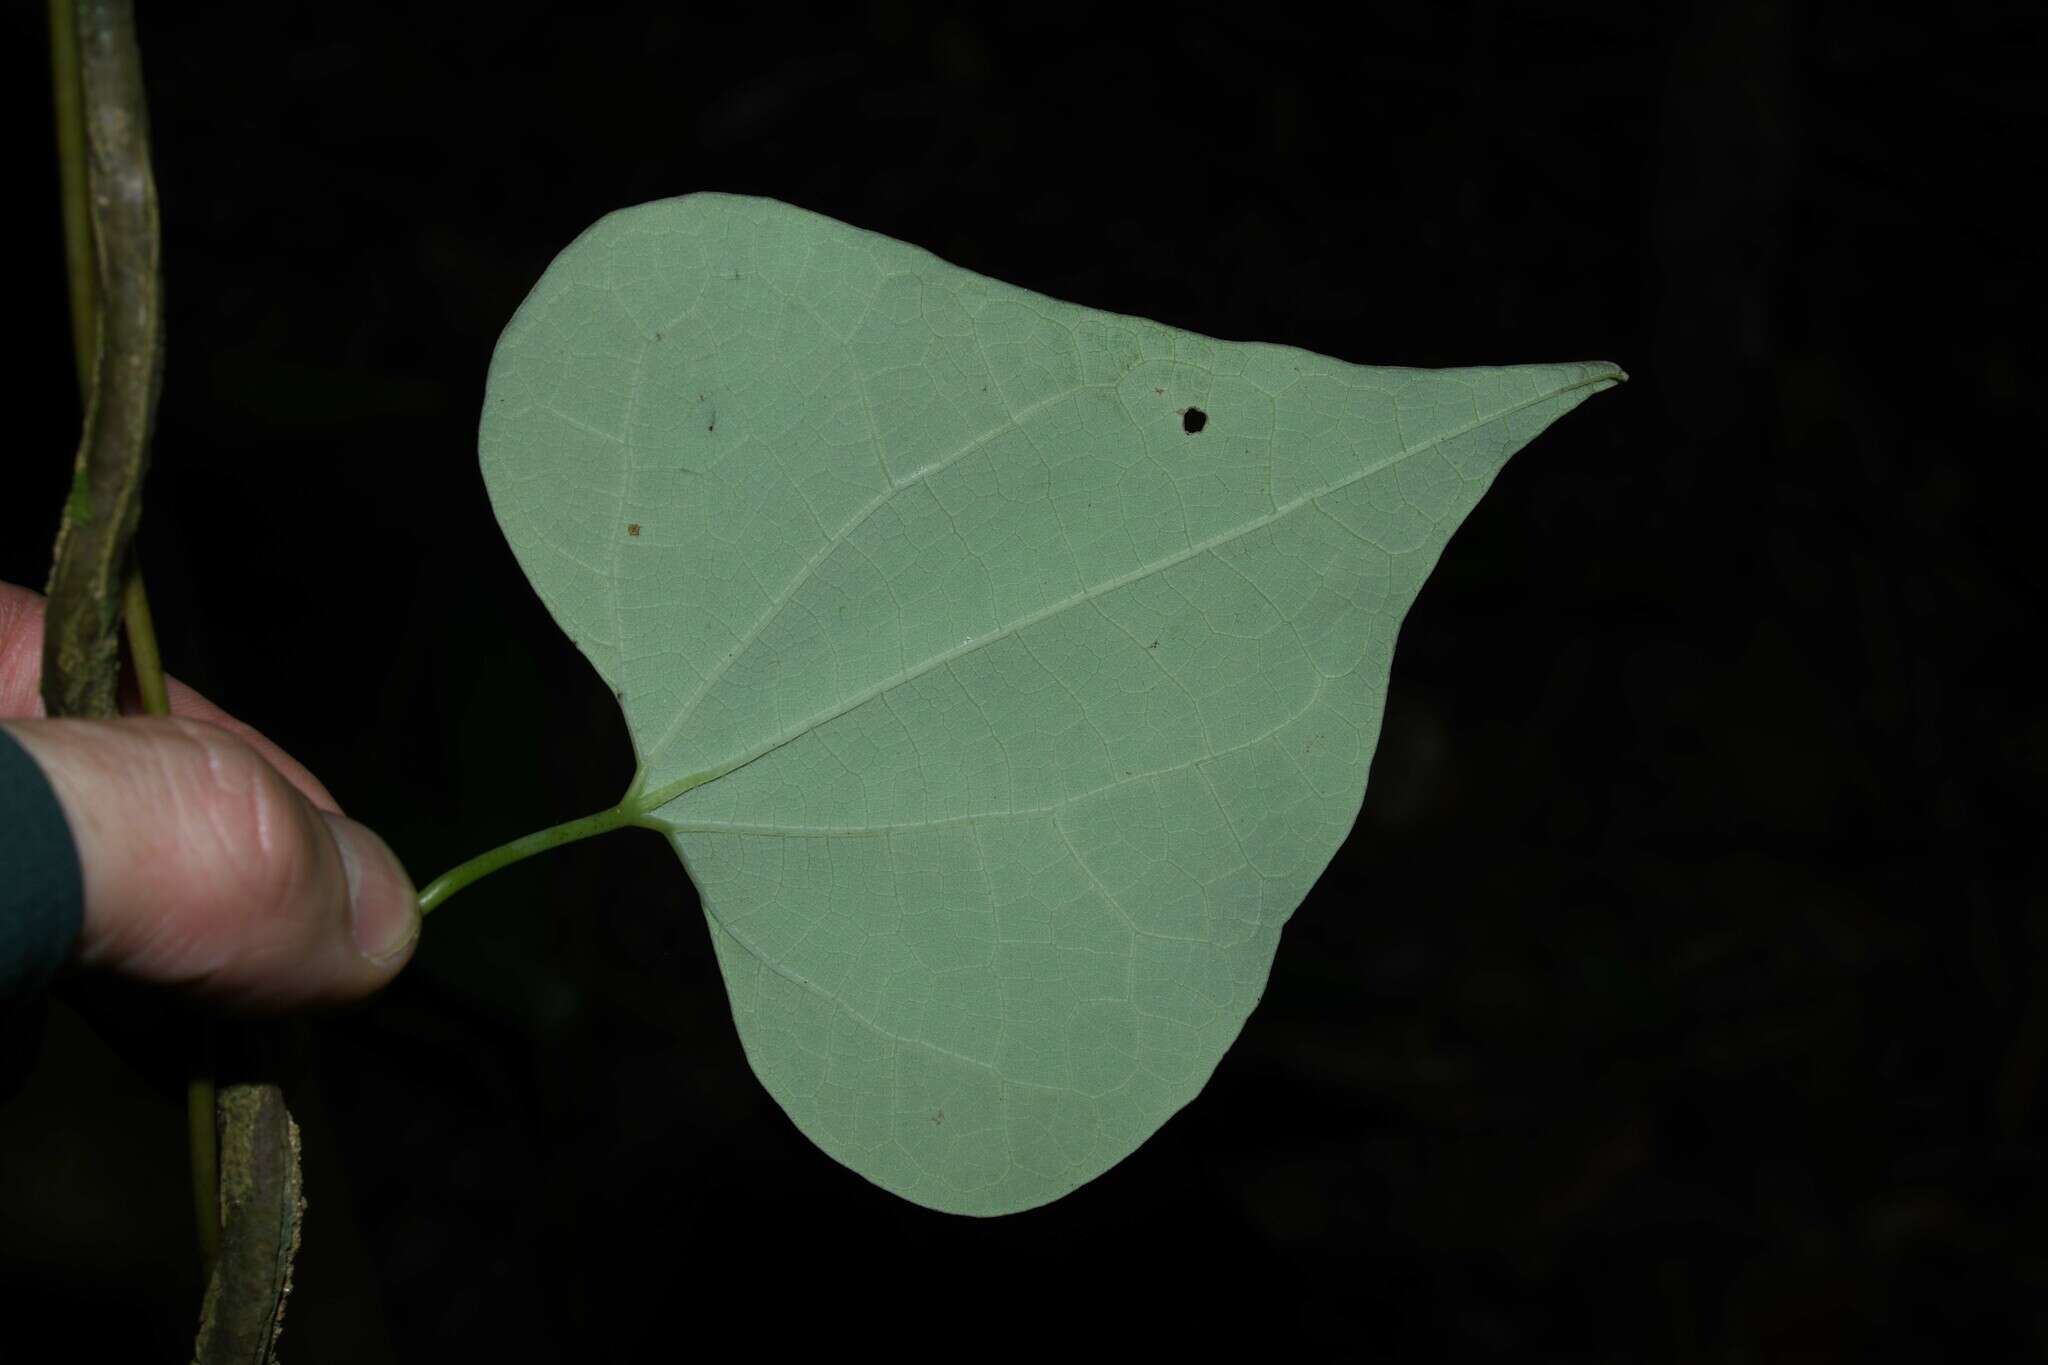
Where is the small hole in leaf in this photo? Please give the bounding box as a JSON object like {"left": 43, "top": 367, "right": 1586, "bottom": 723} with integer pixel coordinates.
{"left": 1182, "top": 407, "right": 1207, "bottom": 434}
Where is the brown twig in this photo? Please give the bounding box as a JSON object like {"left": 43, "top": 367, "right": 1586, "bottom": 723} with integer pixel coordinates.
{"left": 190, "top": 1084, "right": 306, "bottom": 1365}
{"left": 42, "top": 4, "right": 305, "bottom": 1361}
{"left": 42, "top": 0, "right": 164, "bottom": 721}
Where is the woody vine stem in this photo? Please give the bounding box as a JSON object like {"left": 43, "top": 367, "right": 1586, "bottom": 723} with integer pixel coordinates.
{"left": 46, "top": 0, "right": 213, "bottom": 1269}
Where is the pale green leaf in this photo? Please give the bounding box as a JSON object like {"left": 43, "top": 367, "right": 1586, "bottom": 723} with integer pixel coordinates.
{"left": 479, "top": 193, "right": 1622, "bottom": 1214}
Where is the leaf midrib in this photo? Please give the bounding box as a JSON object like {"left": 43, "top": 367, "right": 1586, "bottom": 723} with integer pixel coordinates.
{"left": 641, "top": 368, "right": 1616, "bottom": 814}
{"left": 639, "top": 377, "right": 1110, "bottom": 763}
{"left": 656, "top": 681, "right": 1321, "bottom": 838}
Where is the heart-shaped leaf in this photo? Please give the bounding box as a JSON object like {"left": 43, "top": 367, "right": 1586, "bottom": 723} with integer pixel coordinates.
{"left": 478, "top": 193, "right": 1622, "bottom": 1214}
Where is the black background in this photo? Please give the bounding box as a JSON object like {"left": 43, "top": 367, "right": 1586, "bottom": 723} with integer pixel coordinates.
{"left": 1, "top": 2, "right": 2040, "bottom": 1359}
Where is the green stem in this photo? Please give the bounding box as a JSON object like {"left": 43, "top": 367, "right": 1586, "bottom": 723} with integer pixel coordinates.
{"left": 121, "top": 561, "right": 170, "bottom": 715}
{"left": 418, "top": 801, "right": 648, "bottom": 915}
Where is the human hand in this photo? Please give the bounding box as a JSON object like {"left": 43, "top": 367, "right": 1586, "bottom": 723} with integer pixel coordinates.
{"left": 0, "top": 581, "right": 418, "bottom": 1011}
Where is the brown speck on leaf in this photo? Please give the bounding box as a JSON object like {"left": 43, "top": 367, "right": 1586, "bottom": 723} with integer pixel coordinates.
{"left": 627, "top": 524, "right": 641, "bottom": 536}
{"left": 1154, "top": 388, "right": 1164, "bottom": 395}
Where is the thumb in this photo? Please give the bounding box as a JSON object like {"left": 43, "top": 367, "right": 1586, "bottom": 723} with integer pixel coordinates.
{"left": 3, "top": 716, "right": 419, "bottom": 1011}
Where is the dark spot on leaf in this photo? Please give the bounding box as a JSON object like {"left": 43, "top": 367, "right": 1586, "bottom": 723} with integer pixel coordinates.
{"left": 1148, "top": 639, "right": 1159, "bottom": 650}
{"left": 1154, "top": 388, "right": 1164, "bottom": 395}
{"left": 654, "top": 330, "right": 664, "bottom": 341}
{"left": 932, "top": 1110, "right": 944, "bottom": 1126}
{"left": 627, "top": 524, "right": 641, "bottom": 536}
{"left": 1182, "top": 407, "right": 1207, "bottom": 434}
{"left": 708, "top": 419, "right": 716, "bottom": 433}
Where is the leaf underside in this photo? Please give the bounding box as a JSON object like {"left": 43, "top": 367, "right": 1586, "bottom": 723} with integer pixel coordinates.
{"left": 480, "top": 193, "right": 1622, "bottom": 1215}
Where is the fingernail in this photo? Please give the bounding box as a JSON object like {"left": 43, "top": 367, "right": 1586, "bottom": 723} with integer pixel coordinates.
{"left": 325, "top": 812, "right": 420, "bottom": 963}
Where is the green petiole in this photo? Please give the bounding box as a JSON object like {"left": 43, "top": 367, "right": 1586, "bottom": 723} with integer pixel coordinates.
{"left": 418, "top": 798, "right": 654, "bottom": 915}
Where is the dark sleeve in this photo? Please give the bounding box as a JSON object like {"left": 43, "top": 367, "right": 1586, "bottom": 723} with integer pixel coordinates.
{"left": 0, "top": 726, "right": 84, "bottom": 1006}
